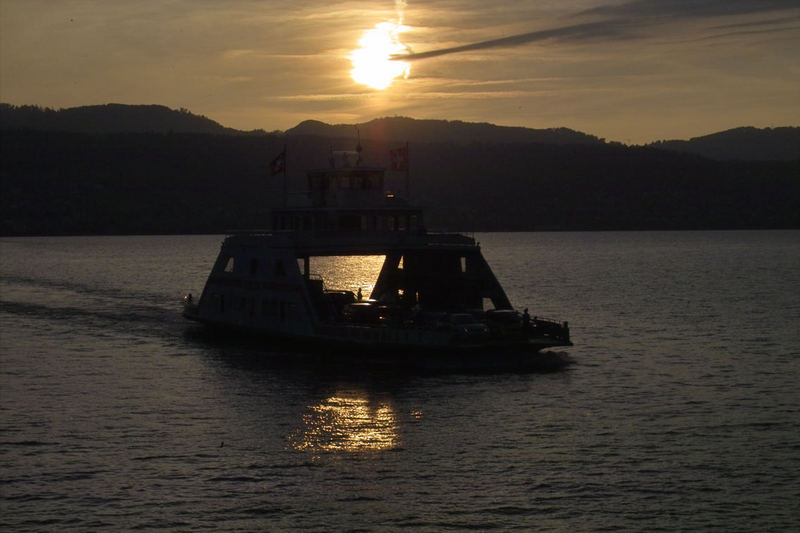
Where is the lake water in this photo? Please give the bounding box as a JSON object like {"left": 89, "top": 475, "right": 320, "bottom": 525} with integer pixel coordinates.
{"left": 1, "top": 231, "right": 799, "bottom": 531}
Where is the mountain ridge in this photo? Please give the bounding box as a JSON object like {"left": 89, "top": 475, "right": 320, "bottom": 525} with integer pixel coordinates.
{"left": 286, "top": 116, "right": 604, "bottom": 145}
{"left": 0, "top": 103, "right": 265, "bottom": 136}
{"left": 2, "top": 103, "right": 797, "bottom": 160}
{"left": 647, "top": 126, "right": 800, "bottom": 161}
{"left": 2, "top": 128, "right": 798, "bottom": 235}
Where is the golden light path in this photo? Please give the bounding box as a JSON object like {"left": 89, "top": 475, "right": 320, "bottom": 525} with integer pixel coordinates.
{"left": 288, "top": 395, "right": 400, "bottom": 453}
{"left": 349, "top": 21, "right": 411, "bottom": 90}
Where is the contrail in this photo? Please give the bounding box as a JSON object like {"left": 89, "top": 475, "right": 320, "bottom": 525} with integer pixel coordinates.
{"left": 390, "top": 20, "right": 630, "bottom": 61}
{"left": 390, "top": 0, "right": 800, "bottom": 61}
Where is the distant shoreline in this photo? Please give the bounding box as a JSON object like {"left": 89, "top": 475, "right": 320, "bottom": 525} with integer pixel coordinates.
{"left": 2, "top": 117, "right": 798, "bottom": 235}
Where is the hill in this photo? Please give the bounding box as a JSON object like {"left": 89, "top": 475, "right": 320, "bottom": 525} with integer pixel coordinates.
{"left": 1, "top": 129, "right": 798, "bottom": 235}
{"left": 4, "top": 104, "right": 796, "bottom": 160}
{"left": 0, "top": 104, "right": 603, "bottom": 144}
{"left": 287, "top": 117, "right": 603, "bottom": 145}
{"left": 1, "top": 104, "right": 798, "bottom": 234}
{"left": 0, "top": 103, "right": 265, "bottom": 135}
{"left": 648, "top": 127, "right": 800, "bottom": 161}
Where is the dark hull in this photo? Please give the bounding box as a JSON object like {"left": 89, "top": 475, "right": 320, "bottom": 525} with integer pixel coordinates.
{"left": 184, "top": 312, "right": 573, "bottom": 373}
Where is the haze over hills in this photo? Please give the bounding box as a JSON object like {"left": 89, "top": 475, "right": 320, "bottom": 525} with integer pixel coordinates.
{"left": 1, "top": 103, "right": 798, "bottom": 235}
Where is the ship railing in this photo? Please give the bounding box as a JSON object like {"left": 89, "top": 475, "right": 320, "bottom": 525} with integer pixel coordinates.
{"left": 289, "top": 230, "right": 412, "bottom": 246}
{"left": 529, "top": 316, "right": 571, "bottom": 342}
{"left": 423, "top": 232, "right": 476, "bottom": 246}
{"left": 282, "top": 230, "right": 476, "bottom": 249}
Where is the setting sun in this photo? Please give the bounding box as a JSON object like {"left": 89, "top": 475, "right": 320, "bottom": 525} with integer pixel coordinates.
{"left": 349, "top": 22, "right": 410, "bottom": 90}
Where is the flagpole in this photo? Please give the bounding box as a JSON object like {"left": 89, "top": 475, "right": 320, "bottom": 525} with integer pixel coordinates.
{"left": 282, "top": 143, "right": 287, "bottom": 208}
{"left": 405, "top": 141, "right": 410, "bottom": 202}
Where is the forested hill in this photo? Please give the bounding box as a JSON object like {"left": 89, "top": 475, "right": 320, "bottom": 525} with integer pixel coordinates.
{"left": 286, "top": 117, "right": 603, "bottom": 145}
{"left": 2, "top": 129, "right": 798, "bottom": 235}
{"left": 1, "top": 104, "right": 799, "bottom": 234}
{"left": 2, "top": 104, "right": 600, "bottom": 144}
{"left": 0, "top": 103, "right": 265, "bottom": 135}
{"left": 648, "top": 127, "right": 800, "bottom": 161}
{"left": 3, "top": 103, "right": 797, "bottom": 159}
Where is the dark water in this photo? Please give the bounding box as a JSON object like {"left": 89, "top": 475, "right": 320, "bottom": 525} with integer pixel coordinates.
{"left": 2, "top": 232, "right": 799, "bottom": 531}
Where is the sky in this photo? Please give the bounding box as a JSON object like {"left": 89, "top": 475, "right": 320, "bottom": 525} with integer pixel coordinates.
{"left": 1, "top": 0, "right": 799, "bottom": 143}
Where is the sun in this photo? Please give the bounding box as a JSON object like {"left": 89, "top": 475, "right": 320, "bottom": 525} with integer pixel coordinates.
{"left": 349, "top": 22, "right": 410, "bottom": 90}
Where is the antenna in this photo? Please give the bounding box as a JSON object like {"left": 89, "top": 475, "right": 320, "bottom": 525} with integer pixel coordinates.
{"left": 355, "top": 126, "right": 363, "bottom": 166}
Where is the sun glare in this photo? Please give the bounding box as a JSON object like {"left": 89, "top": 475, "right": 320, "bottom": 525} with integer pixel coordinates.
{"left": 349, "top": 22, "right": 410, "bottom": 90}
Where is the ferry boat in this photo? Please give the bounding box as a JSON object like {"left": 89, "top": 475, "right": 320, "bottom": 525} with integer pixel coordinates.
{"left": 183, "top": 149, "right": 571, "bottom": 368}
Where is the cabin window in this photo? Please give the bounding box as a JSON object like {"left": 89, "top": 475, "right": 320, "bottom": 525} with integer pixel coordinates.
{"left": 224, "top": 257, "right": 235, "bottom": 273}
{"left": 460, "top": 256, "right": 467, "bottom": 273}
{"left": 397, "top": 256, "right": 404, "bottom": 270}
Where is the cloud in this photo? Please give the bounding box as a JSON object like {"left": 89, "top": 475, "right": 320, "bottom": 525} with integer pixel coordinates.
{"left": 577, "top": 0, "right": 800, "bottom": 19}
{"left": 709, "top": 13, "right": 800, "bottom": 31}
{"left": 393, "top": 0, "right": 800, "bottom": 61}
{"left": 394, "top": 20, "right": 638, "bottom": 61}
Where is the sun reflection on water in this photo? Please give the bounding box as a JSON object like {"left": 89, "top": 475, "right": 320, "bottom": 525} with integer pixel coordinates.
{"left": 289, "top": 395, "right": 399, "bottom": 453}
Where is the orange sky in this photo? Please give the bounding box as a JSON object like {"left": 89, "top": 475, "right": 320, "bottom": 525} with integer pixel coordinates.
{"left": 1, "top": 0, "right": 798, "bottom": 143}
